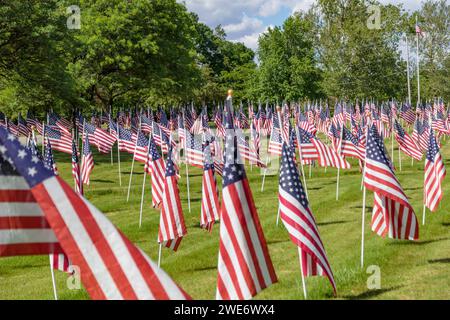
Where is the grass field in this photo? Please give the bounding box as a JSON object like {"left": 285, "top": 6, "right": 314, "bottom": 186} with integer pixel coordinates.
{"left": 1, "top": 136, "right": 449, "bottom": 300}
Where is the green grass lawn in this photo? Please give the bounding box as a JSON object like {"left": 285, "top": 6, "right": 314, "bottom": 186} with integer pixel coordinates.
{"left": 1, "top": 138, "right": 449, "bottom": 300}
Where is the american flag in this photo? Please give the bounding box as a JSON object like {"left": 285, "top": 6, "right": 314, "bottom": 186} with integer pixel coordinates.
{"left": 45, "top": 125, "right": 72, "bottom": 155}
{"left": 311, "top": 135, "right": 350, "bottom": 169}
{"left": 214, "top": 108, "right": 225, "bottom": 139}
{"left": 237, "top": 130, "right": 266, "bottom": 168}
{"left": 412, "top": 120, "right": 429, "bottom": 152}
{"left": 200, "top": 140, "right": 220, "bottom": 232}
{"left": 118, "top": 126, "right": 135, "bottom": 153}
{"left": 0, "top": 144, "right": 62, "bottom": 257}
{"left": 17, "top": 114, "right": 31, "bottom": 137}
{"left": 82, "top": 118, "right": 116, "bottom": 154}
{"left": 268, "top": 113, "right": 283, "bottom": 156}
{"left": 424, "top": 129, "right": 446, "bottom": 212}
{"left": 341, "top": 126, "right": 364, "bottom": 161}
{"left": 44, "top": 141, "right": 58, "bottom": 174}
{"left": 364, "top": 125, "right": 419, "bottom": 240}
{"left": 81, "top": 135, "right": 94, "bottom": 185}
{"left": 394, "top": 120, "right": 422, "bottom": 161}
{"left": 146, "top": 136, "right": 165, "bottom": 208}
{"left": 278, "top": 142, "right": 336, "bottom": 294}
{"left": 71, "top": 140, "right": 83, "bottom": 195}
{"left": 185, "top": 130, "right": 203, "bottom": 168}
{"left": 141, "top": 115, "right": 152, "bottom": 134}
{"left": 158, "top": 148, "right": 187, "bottom": 251}
{"left": 48, "top": 112, "right": 71, "bottom": 135}
{"left": 0, "top": 127, "right": 190, "bottom": 299}
{"left": 26, "top": 111, "right": 40, "bottom": 132}
{"left": 133, "top": 130, "right": 149, "bottom": 163}
{"left": 216, "top": 97, "right": 277, "bottom": 300}
{"left": 296, "top": 127, "right": 319, "bottom": 163}
{"left": 400, "top": 104, "right": 416, "bottom": 125}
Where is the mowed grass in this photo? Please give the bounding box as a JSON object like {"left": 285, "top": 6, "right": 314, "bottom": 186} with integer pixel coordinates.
{"left": 0, "top": 137, "right": 449, "bottom": 300}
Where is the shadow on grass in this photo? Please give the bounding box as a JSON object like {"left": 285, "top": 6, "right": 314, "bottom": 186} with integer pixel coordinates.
{"left": 442, "top": 222, "right": 450, "bottom": 227}
{"left": 90, "top": 179, "right": 114, "bottom": 183}
{"left": 428, "top": 258, "right": 450, "bottom": 264}
{"left": 317, "top": 220, "right": 354, "bottom": 227}
{"left": 267, "top": 239, "right": 290, "bottom": 245}
{"left": 308, "top": 187, "right": 323, "bottom": 191}
{"left": 352, "top": 205, "right": 373, "bottom": 212}
{"left": 193, "top": 266, "right": 217, "bottom": 272}
{"left": 387, "top": 237, "right": 450, "bottom": 246}
{"left": 343, "top": 286, "right": 403, "bottom": 300}
{"left": 121, "top": 171, "right": 144, "bottom": 175}
{"left": 403, "top": 187, "right": 422, "bottom": 191}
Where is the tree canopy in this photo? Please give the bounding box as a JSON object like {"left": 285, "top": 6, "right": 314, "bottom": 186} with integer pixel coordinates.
{"left": 0, "top": 0, "right": 448, "bottom": 117}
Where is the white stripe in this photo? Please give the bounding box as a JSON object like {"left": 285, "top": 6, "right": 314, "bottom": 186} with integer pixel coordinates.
{"left": 0, "top": 176, "right": 30, "bottom": 190}
{"left": 0, "top": 203, "right": 43, "bottom": 217}
{"left": 0, "top": 229, "right": 58, "bottom": 244}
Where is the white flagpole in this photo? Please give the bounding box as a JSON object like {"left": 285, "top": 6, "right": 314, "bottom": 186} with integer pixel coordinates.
{"left": 360, "top": 124, "right": 369, "bottom": 268}
{"left": 261, "top": 154, "right": 270, "bottom": 191}
{"left": 406, "top": 35, "right": 412, "bottom": 106}
{"left": 416, "top": 15, "right": 421, "bottom": 108}
{"left": 158, "top": 243, "right": 163, "bottom": 268}
{"left": 49, "top": 255, "right": 58, "bottom": 300}
{"left": 298, "top": 248, "right": 307, "bottom": 299}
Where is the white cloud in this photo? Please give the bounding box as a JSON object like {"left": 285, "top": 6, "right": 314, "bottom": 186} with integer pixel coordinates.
{"left": 223, "top": 14, "right": 264, "bottom": 39}
{"left": 183, "top": 0, "right": 423, "bottom": 51}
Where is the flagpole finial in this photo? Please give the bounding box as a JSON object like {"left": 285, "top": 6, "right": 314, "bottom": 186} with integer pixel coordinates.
{"left": 227, "top": 89, "right": 233, "bottom": 97}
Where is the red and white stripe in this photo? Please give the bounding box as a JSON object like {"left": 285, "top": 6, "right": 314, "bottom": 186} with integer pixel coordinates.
{"left": 0, "top": 175, "right": 62, "bottom": 257}
{"left": 81, "top": 152, "right": 94, "bottom": 186}
{"left": 201, "top": 168, "right": 220, "bottom": 232}
{"left": 51, "top": 252, "right": 72, "bottom": 273}
{"left": 424, "top": 138, "right": 446, "bottom": 212}
{"left": 312, "top": 137, "right": 350, "bottom": 169}
{"left": 216, "top": 179, "right": 277, "bottom": 300}
{"left": 33, "top": 176, "right": 190, "bottom": 299}
{"left": 158, "top": 169, "right": 187, "bottom": 252}
{"left": 146, "top": 157, "right": 165, "bottom": 209}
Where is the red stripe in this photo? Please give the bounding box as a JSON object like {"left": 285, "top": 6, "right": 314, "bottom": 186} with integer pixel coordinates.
{"left": 0, "top": 216, "right": 50, "bottom": 229}
{"left": 0, "top": 242, "right": 62, "bottom": 257}
{"left": 0, "top": 190, "right": 36, "bottom": 202}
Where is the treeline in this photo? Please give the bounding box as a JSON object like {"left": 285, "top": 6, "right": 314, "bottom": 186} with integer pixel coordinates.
{"left": 0, "top": 0, "right": 448, "bottom": 118}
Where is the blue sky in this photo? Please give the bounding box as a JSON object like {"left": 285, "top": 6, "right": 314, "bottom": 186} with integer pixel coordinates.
{"left": 182, "top": 0, "right": 423, "bottom": 51}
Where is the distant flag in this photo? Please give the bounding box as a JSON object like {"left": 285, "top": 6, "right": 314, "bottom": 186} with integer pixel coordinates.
{"left": 185, "top": 130, "right": 203, "bottom": 168}
{"left": 415, "top": 24, "right": 424, "bottom": 36}
{"left": 278, "top": 142, "right": 336, "bottom": 294}
{"left": 296, "top": 127, "right": 319, "bottom": 164}
{"left": 146, "top": 136, "right": 165, "bottom": 208}
{"left": 394, "top": 120, "right": 422, "bottom": 161}
{"left": 424, "top": 129, "right": 446, "bottom": 212}
{"left": 200, "top": 140, "right": 220, "bottom": 232}
{"left": 44, "top": 125, "right": 72, "bottom": 155}
{"left": 364, "top": 125, "right": 419, "bottom": 240}
{"left": 44, "top": 141, "right": 58, "bottom": 174}
{"left": 81, "top": 135, "right": 94, "bottom": 185}
{"left": 216, "top": 94, "right": 277, "bottom": 300}
{"left": 311, "top": 135, "right": 350, "bottom": 169}
{"left": 0, "top": 127, "right": 190, "bottom": 300}
{"left": 158, "top": 147, "right": 187, "bottom": 251}
{"left": 133, "top": 130, "right": 149, "bottom": 163}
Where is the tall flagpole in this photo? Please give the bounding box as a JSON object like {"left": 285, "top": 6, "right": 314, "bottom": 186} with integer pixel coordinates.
{"left": 406, "top": 35, "right": 412, "bottom": 106}
{"left": 336, "top": 119, "right": 344, "bottom": 201}
{"left": 182, "top": 112, "right": 191, "bottom": 213}
{"left": 416, "top": 15, "right": 421, "bottom": 108}
{"left": 360, "top": 123, "right": 370, "bottom": 268}
{"left": 116, "top": 121, "right": 122, "bottom": 186}
{"left": 126, "top": 118, "right": 141, "bottom": 202}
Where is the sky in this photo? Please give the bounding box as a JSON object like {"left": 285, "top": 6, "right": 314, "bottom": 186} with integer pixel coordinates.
{"left": 182, "top": 0, "right": 423, "bottom": 51}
